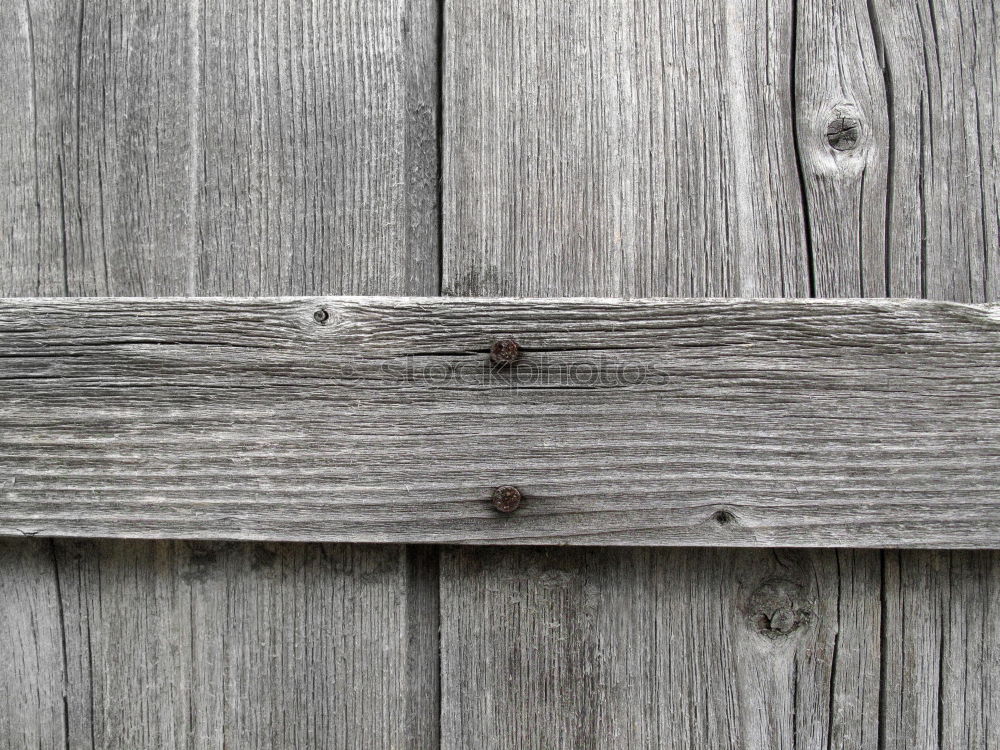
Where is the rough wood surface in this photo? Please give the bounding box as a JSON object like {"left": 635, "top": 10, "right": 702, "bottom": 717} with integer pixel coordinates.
{"left": 0, "top": 540, "right": 67, "bottom": 750}
{"left": 0, "top": 1, "right": 440, "bottom": 747}
{"left": 2, "top": 0, "right": 999, "bottom": 746}
{"left": 0, "top": 296, "right": 997, "bottom": 547}
{"left": 51, "top": 540, "right": 437, "bottom": 749}
{"left": 440, "top": 0, "right": 999, "bottom": 747}
{"left": 1, "top": 0, "right": 439, "bottom": 297}
{"left": 442, "top": 547, "right": 883, "bottom": 748}
{"left": 196, "top": 0, "right": 439, "bottom": 296}
{"left": 793, "top": 0, "right": 889, "bottom": 297}
{"left": 870, "top": 0, "right": 999, "bottom": 302}
{"left": 807, "top": 5, "right": 1000, "bottom": 743}
{"left": 443, "top": 0, "right": 809, "bottom": 298}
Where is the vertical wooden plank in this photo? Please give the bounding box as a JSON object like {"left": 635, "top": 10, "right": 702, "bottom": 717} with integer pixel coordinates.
{"left": 880, "top": 552, "right": 1000, "bottom": 750}
{"left": 441, "top": 0, "right": 882, "bottom": 746}
{"left": 0, "top": 541, "right": 67, "bottom": 750}
{"left": 55, "top": 541, "right": 193, "bottom": 748}
{"left": 0, "top": 0, "right": 441, "bottom": 747}
{"left": 440, "top": 548, "right": 659, "bottom": 748}
{"left": 196, "top": 0, "right": 440, "bottom": 296}
{"left": 442, "top": 0, "right": 808, "bottom": 298}
{"left": 934, "top": 552, "right": 999, "bottom": 748}
{"left": 1, "top": 3, "right": 94, "bottom": 744}
{"left": 0, "top": 0, "right": 75, "bottom": 298}
{"left": 0, "top": 0, "right": 199, "bottom": 297}
{"left": 68, "top": 0, "right": 199, "bottom": 295}
{"left": 793, "top": 0, "right": 889, "bottom": 296}
{"left": 871, "top": 0, "right": 999, "bottom": 301}
{"left": 804, "top": 1, "right": 1000, "bottom": 746}
{"left": 441, "top": 548, "right": 882, "bottom": 748}
{"left": 177, "top": 542, "right": 438, "bottom": 749}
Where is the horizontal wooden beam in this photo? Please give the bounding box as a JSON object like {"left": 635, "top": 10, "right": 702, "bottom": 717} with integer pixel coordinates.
{"left": 0, "top": 297, "right": 997, "bottom": 547}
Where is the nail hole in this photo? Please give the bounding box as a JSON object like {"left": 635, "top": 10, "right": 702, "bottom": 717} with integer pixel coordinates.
{"left": 313, "top": 308, "right": 329, "bottom": 324}
{"left": 712, "top": 510, "right": 735, "bottom": 526}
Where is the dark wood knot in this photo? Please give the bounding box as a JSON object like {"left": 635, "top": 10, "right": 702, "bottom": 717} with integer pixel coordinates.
{"left": 826, "top": 116, "right": 861, "bottom": 151}
{"left": 711, "top": 509, "right": 735, "bottom": 526}
{"left": 746, "top": 578, "right": 813, "bottom": 638}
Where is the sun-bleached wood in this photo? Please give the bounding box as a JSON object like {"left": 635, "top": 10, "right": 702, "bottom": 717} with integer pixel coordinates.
{"left": 49, "top": 539, "right": 438, "bottom": 749}
{"left": 0, "top": 540, "right": 66, "bottom": 750}
{"left": 3, "top": 0, "right": 999, "bottom": 745}
{"left": 0, "top": 0, "right": 441, "bottom": 746}
{"left": 442, "top": 0, "right": 809, "bottom": 298}
{"left": 793, "top": 0, "right": 889, "bottom": 297}
{"left": 869, "top": 0, "right": 999, "bottom": 302}
{"left": 440, "top": 0, "right": 999, "bottom": 747}
{"left": 442, "top": 547, "right": 883, "bottom": 748}
{"left": 800, "top": 4, "right": 1000, "bottom": 743}
{"left": 0, "top": 296, "right": 996, "bottom": 547}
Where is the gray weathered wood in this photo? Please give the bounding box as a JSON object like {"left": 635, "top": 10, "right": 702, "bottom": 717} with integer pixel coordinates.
{"left": 442, "top": 0, "right": 809, "bottom": 298}
{"left": 880, "top": 550, "right": 1000, "bottom": 748}
{"left": 52, "top": 540, "right": 437, "bottom": 749}
{"left": 3, "top": 0, "right": 999, "bottom": 746}
{"left": 870, "top": 0, "right": 999, "bottom": 302}
{"left": 1, "top": 0, "right": 439, "bottom": 298}
{"left": 800, "top": 3, "right": 1000, "bottom": 743}
{"left": 0, "top": 540, "right": 67, "bottom": 749}
{"left": 442, "top": 547, "right": 882, "bottom": 748}
{"left": 196, "top": 0, "right": 439, "bottom": 296}
{"left": 440, "top": 0, "right": 998, "bottom": 747}
{"left": 0, "top": 296, "right": 996, "bottom": 547}
{"left": 794, "top": 0, "right": 889, "bottom": 297}
{"left": 0, "top": 0, "right": 440, "bottom": 746}
{"left": 1, "top": 0, "right": 197, "bottom": 297}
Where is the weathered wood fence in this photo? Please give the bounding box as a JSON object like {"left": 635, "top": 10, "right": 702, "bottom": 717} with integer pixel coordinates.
{"left": 1, "top": 0, "right": 997, "bottom": 748}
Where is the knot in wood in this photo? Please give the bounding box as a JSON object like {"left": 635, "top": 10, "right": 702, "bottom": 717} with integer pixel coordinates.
{"left": 491, "top": 485, "right": 523, "bottom": 513}
{"left": 825, "top": 116, "right": 861, "bottom": 151}
{"left": 747, "top": 578, "right": 812, "bottom": 638}
{"left": 490, "top": 337, "right": 521, "bottom": 365}
{"left": 313, "top": 307, "right": 330, "bottom": 324}
{"left": 711, "top": 509, "right": 735, "bottom": 526}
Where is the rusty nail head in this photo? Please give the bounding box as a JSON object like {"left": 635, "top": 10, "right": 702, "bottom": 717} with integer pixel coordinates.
{"left": 491, "top": 485, "right": 522, "bottom": 513}
{"left": 490, "top": 338, "right": 520, "bottom": 365}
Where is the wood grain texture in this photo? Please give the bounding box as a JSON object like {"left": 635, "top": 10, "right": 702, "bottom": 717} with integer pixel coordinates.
{"left": 871, "top": 0, "right": 1000, "bottom": 302}
{"left": 793, "top": 0, "right": 1000, "bottom": 303}
{"left": 196, "top": 0, "right": 439, "bottom": 295}
{"left": 794, "top": 0, "right": 890, "bottom": 297}
{"left": 0, "top": 296, "right": 996, "bottom": 547}
{"left": 0, "top": 540, "right": 67, "bottom": 750}
{"left": 443, "top": 0, "right": 808, "bottom": 297}
{"left": 1, "top": 0, "right": 439, "bottom": 297}
{"left": 880, "top": 550, "right": 1000, "bottom": 749}
{"left": 0, "top": 0, "right": 441, "bottom": 746}
{"left": 440, "top": 0, "right": 999, "bottom": 747}
{"left": 813, "top": 4, "right": 1000, "bottom": 744}
{"left": 51, "top": 540, "right": 437, "bottom": 749}
{"left": 1, "top": 0, "right": 197, "bottom": 296}
{"left": 441, "top": 547, "right": 882, "bottom": 748}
